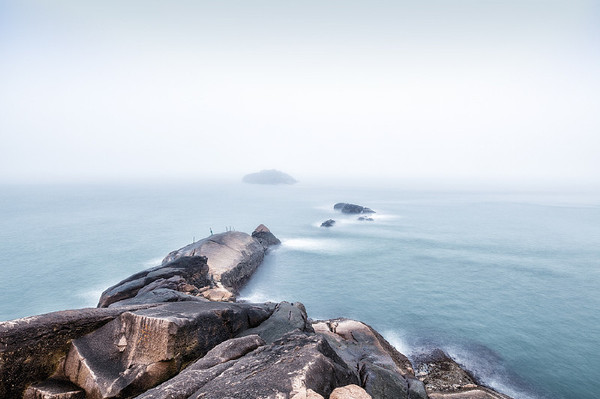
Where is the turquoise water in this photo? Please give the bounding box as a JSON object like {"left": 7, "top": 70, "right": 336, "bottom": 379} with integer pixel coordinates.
{"left": 1, "top": 182, "right": 599, "bottom": 399}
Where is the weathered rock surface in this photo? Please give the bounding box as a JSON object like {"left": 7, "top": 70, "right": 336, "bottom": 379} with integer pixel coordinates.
{"left": 239, "top": 301, "right": 313, "bottom": 344}
{"left": 242, "top": 169, "right": 298, "bottom": 185}
{"left": 334, "top": 203, "right": 375, "bottom": 214}
{"left": 330, "top": 384, "right": 373, "bottom": 399}
{"left": 97, "top": 256, "right": 211, "bottom": 308}
{"left": 321, "top": 219, "right": 336, "bottom": 227}
{"left": 136, "top": 335, "right": 266, "bottom": 399}
{"left": 161, "top": 229, "right": 272, "bottom": 299}
{"left": 0, "top": 305, "right": 156, "bottom": 399}
{"left": 63, "top": 301, "right": 272, "bottom": 399}
{"left": 414, "top": 349, "right": 512, "bottom": 399}
{"left": 313, "top": 318, "right": 424, "bottom": 399}
{"left": 252, "top": 224, "right": 282, "bottom": 247}
{"left": 23, "top": 379, "right": 85, "bottom": 399}
{"left": 185, "top": 331, "right": 358, "bottom": 398}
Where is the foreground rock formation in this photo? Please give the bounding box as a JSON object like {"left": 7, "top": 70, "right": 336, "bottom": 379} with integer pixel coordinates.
{"left": 1, "top": 225, "right": 513, "bottom": 399}
{"left": 242, "top": 169, "right": 298, "bottom": 185}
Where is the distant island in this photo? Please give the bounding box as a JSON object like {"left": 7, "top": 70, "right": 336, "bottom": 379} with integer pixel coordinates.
{"left": 242, "top": 169, "right": 297, "bottom": 185}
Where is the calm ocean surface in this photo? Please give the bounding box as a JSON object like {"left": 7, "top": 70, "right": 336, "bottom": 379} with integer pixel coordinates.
{"left": 1, "top": 181, "right": 599, "bottom": 399}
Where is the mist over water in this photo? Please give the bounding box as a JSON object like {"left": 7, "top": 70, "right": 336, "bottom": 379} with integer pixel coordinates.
{"left": 1, "top": 181, "right": 599, "bottom": 399}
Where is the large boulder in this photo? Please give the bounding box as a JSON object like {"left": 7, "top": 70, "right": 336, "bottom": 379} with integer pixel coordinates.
{"left": 321, "top": 219, "right": 336, "bottom": 228}
{"left": 183, "top": 331, "right": 358, "bottom": 398}
{"left": 97, "top": 256, "right": 211, "bottom": 308}
{"left": 313, "top": 318, "right": 425, "bottom": 399}
{"left": 252, "top": 224, "right": 282, "bottom": 247}
{"left": 0, "top": 305, "right": 157, "bottom": 399}
{"left": 239, "top": 301, "right": 313, "bottom": 344}
{"left": 334, "top": 203, "right": 375, "bottom": 214}
{"left": 63, "top": 301, "right": 272, "bottom": 399}
{"left": 161, "top": 230, "right": 272, "bottom": 298}
{"left": 242, "top": 169, "right": 298, "bottom": 185}
{"left": 136, "top": 335, "right": 266, "bottom": 399}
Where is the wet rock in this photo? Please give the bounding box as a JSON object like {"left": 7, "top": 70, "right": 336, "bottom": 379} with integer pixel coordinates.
{"left": 334, "top": 203, "right": 375, "bottom": 214}
{"left": 413, "top": 349, "right": 511, "bottom": 399}
{"left": 313, "top": 318, "right": 415, "bottom": 399}
{"left": 321, "top": 219, "right": 336, "bottom": 227}
{"left": 63, "top": 301, "right": 272, "bottom": 399}
{"left": 239, "top": 301, "right": 313, "bottom": 344}
{"left": 23, "top": 379, "right": 85, "bottom": 399}
{"left": 330, "top": 384, "right": 373, "bottom": 398}
{"left": 97, "top": 256, "right": 211, "bottom": 308}
{"left": 358, "top": 216, "right": 374, "bottom": 221}
{"left": 186, "top": 331, "right": 358, "bottom": 398}
{"left": 0, "top": 305, "right": 156, "bottom": 399}
{"left": 252, "top": 224, "right": 282, "bottom": 247}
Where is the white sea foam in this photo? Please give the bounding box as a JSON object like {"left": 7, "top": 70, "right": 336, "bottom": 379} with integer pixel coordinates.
{"left": 446, "top": 346, "right": 540, "bottom": 399}
{"left": 238, "top": 289, "right": 283, "bottom": 304}
{"left": 76, "top": 288, "right": 106, "bottom": 307}
{"left": 381, "top": 329, "right": 413, "bottom": 357}
{"left": 143, "top": 257, "right": 164, "bottom": 267}
{"left": 282, "top": 238, "right": 344, "bottom": 253}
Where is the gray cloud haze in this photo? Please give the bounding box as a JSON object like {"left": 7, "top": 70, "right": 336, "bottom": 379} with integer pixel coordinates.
{"left": 1, "top": 0, "right": 599, "bottom": 185}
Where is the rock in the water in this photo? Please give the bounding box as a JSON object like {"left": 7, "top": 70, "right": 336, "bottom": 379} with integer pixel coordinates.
{"left": 313, "top": 318, "right": 416, "bottom": 399}
{"left": 184, "top": 331, "right": 358, "bottom": 398}
{"left": 97, "top": 256, "right": 211, "bottom": 308}
{"left": 414, "top": 349, "right": 512, "bottom": 399}
{"left": 63, "top": 301, "right": 272, "bottom": 399}
{"left": 321, "top": 219, "right": 336, "bottom": 227}
{"left": 330, "top": 384, "right": 373, "bottom": 399}
{"left": 239, "top": 301, "right": 313, "bottom": 344}
{"left": 23, "top": 379, "right": 85, "bottom": 399}
{"left": 358, "top": 216, "right": 374, "bottom": 221}
{"left": 334, "top": 203, "right": 375, "bottom": 214}
{"left": 252, "top": 224, "right": 282, "bottom": 247}
{"left": 242, "top": 169, "right": 298, "bottom": 185}
{"left": 0, "top": 305, "right": 156, "bottom": 399}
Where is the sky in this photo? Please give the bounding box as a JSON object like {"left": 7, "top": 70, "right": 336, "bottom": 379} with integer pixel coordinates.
{"left": 1, "top": 0, "right": 599, "bottom": 185}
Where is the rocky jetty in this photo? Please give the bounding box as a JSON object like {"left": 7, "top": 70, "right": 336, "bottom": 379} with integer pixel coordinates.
{"left": 0, "top": 225, "right": 513, "bottom": 399}
{"left": 334, "top": 203, "right": 375, "bottom": 214}
{"left": 242, "top": 169, "right": 297, "bottom": 185}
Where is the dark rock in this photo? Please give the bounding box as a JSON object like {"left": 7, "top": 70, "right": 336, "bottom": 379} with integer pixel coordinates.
{"left": 313, "top": 318, "right": 415, "bottom": 399}
{"left": 97, "top": 256, "right": 211, "bottom": 308}
{"left": 63, "top": 301, "right": 272, "bottom": 399}
{"left": 186, "top": 331, "right": 358, "bottom": 398}
{"left": 239, "top": 301, "right": 313, "bottom": 344}
{"left": 107, "top": 288, "right": 209, "bottom": 308}
{"left": 413, "top": 349, "right": 512, "bottom": 399}
{"left": 23, "top": 379, "right": 85, "bottom": 399}
{"left": 321, "top": 219, "right": 336, "bottom": 227}
{"left": 0, "top": 305, "right": 157, "bottom": 399}
{"left": 252, "top": 224, "right": 282, "bottom": 247}
{"left": 242, "top": 169, "right": 298, "bottom": 185}
{"left": 136, "top": 335, "right": 266, "bottom": 399}
{"left": 334, "top": 203, "right": 376, "bottom": 214}
{"left": 358, "top": 217, "right": 374, "bottom": 221}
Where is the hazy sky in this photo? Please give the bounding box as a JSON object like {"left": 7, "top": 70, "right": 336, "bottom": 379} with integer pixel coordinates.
{"left": 1, "top": 1, "right": 599, "bottom": 184}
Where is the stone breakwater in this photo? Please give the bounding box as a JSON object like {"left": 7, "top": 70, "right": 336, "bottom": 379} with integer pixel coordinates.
{"left": 0, "top": 225, "right": 512, "bottom": 399}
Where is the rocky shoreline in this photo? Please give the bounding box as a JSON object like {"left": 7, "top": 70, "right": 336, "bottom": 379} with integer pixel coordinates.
{"left": 0, "top": 226, "right": 512, "bottom": 399}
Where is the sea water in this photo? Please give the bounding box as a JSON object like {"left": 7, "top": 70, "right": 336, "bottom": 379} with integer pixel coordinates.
{"left": 0, "top": 181, "right": 599, "bottom": 399}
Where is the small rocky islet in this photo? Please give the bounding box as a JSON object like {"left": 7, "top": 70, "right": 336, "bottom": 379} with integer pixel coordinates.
{"left": 1, "top": 225, "right": 511, "bottom": 399}
{"left": 321, "top": 203, "right": 376, "bottom": 227}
